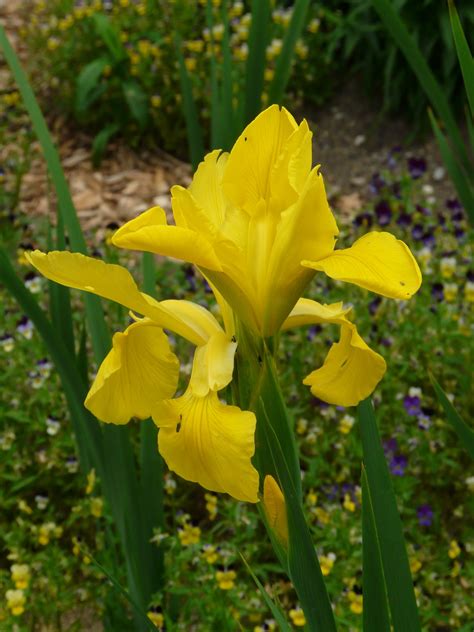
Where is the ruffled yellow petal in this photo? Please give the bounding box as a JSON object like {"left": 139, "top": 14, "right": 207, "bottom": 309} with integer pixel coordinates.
{"left": 186, "top": 149, "right": 229, "bottom": 229}
{"left": 302, "top": 232, "right": 422, "bottom": 299}
{"left": 303, "top": 324, "right": 386, "bottom": 407}
{"left": 153, "top": 388, "right": 259, "bottom": 502}
{"left": 160, "top": 299, "right": 224, "bottom": 341}
{"left": 222, "top": 104, "right": 297, "bottom": 213}
{"left": 189, "top": 331, "right": 237, "bottom": 396}
{"left": 112, "top": 205, "right": 222, "bottom": 271}
{"left": 25, "top": 250, "right": 208, "bottom": 346}
{"left": 262, "top": 475, "right": 288, "bottom": 547}
{"left": 85, "top": 320, "right": 179, "bottom": 424}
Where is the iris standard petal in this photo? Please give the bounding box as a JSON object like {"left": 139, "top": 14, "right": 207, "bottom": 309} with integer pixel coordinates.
{"left": 112, "top": 204, "right": 222, "bottom": 271}
{"left": 153, "top": 388, "right": 259, "bottom": 502}
{"left": 189, "top": 331, "right": 237, "bottom": 397}
{"left": 26, "top": 250, "right": 208, "bottom": 346}
{"left": 85, "top": 319, "right": 179, "bottom": 424}
{"left": 302, "top": 231, "right": 422, "bottom": 299}
{"left": 222, "top": 104, "right": 297, "bottom": 213}
{"left": 187, "top": 149, "right": 229, "bottom": 229}
{"left": 303, "top": 324, "right": 386, "bottom": 407}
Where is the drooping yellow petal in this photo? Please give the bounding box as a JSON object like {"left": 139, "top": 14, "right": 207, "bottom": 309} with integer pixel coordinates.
{"left": 302, "top": 232, "right": 422, "bottom": 299}
{"left": 281, "top": 298, "right": 352, "bottom": 331}
{"left": 85, "top": 320, "right": 179, "bottom": 424}
{"left": 189, "top": 331, "right": 237, "bottom": 396}
{"left": 303, "top": 324, "right": 386, "bottom": 407}
{"left": 262, "top": 475, "right": 288, "bottom": 547}
{"left": 25, "top": 250, "right": 208, "bottom": 346}
{"left": 222, "top": 104, "right": 297, "bottom": 213}
{"left": 112, "top": 205, "right": 222, "bottom": 271}
{"left": 153, "top": 388, "right": 259, "bottom": 502}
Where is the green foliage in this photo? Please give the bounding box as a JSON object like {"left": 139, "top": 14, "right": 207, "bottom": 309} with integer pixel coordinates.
{"left": 326, "top": 0, "right": 473, "bottom": 125}
{"left": 22, "top": 0, "right": 335, "bottom": 161}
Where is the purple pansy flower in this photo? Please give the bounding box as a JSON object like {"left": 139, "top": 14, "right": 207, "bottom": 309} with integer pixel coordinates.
{"left": 417, "top": 504, "right": 434, "bottom": 527}
{"left": 390, "top": 454, "right": 408, "bottom": 476}
{"left": 408, "top": 157, "right": 427, "bottom": 179}
{"left": 403, "top": 394, "right": 421, "bottom": 416}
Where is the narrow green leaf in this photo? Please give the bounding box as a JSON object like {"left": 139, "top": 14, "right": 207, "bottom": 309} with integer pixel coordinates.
{"left": 123, "top": 80, "right": 149, "bottom": 129}
{"left": 240, "top": 554, "right": 292, "bottom": 631}
{"left": 358, "top": 398, "right": 421, "bottom": 632}
{"left": 430, "top": 374, "right": 474, "bottom": 459}
{"left": 92, "top": 122, "right": 120, "bottom": 168}
{"left": 220, "top": 0, "right": 235, "bottom": 150}
{"left": 91, "top": 13, "right": 127, "bottom": 62}
{"left": 448, "top": 0, "right": 474, "bottom": 118}
{"left": 268, "top": 0, "right": 310, "bottom": 105}
{"left": 0, "top": 26, "right": 110, "bottom": 361}
{"left": 0, "top": 248, "right": 103, "bottom": 473}
{"left": 362, "top": 466, "right": 391, "bottom": 632}
{"left": 258, "top": 394, "right": 337, "bottom": 632}
{"left": 175, "top": 34, "right": 205, "bottom": 169}
{"left": 244, "top": 0, "right": 271, "bottom": 123}
{"left": 75, "top": 57, "right": 109, "bottom": 114}
{"left": 369, "top": 0, "right": 471, "bottom": 176}
{"left": 82, "top": 548, "right": 158, "bottom": 632}
{"left": 428, "top": 109, "right": 474, "bottom": 224}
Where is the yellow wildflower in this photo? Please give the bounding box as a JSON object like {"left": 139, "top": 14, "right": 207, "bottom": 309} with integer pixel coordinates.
{"left": 289, "top": 607, "right": 306, "bottom": 627}
{"left": 5, "top": 589, "right": 25, "bottom": 616}
{"left": 343, "top": 493, "right": 356, "bottom": 512}
{"left": 147, "top": 611, "right": 163, "bottom": 628}
{"left": 10, "top": 564, "right": 30, "bottom": 590}
{"left": 202, "top": 544, "right": 219, "bottom": 564}
{"left": 86, "top": 469, "right": 96, "bottom": 494}
{"left": 410, "top": 556, "right": 422, "bottom": 574}
{"left": 216, "top": 570, "right": 236, "bottom": 590}
{"left": 151, "top": 94, "right": 162, "bottom": 108}
{"left": 308, "top": 18, "right": 320, "bottom": 33}
{"left": 185, "top": 57, "right": 197, "bottom": 72}
{"left": 178, "top": 523, "right": 201, "bottom": 546}
{"left": 339, "top": 413, "right": 355, "bottom": 434}
{"left": 464, "top": 281, "right": 474, "bottom": 302}
{"left": 90, "top": 497, "right": 103, "bottom": 518}
{"left": 205, "top": 493, "right": 218, "bottom": 520}
{"left": 444, "top": 283, "right": 457, "bottom": 302}
{"left": 313, "top": 507, "right": 330, "bottom": 525}
{"left": 440, "top": 257, "right": 456, "bottom": 278}
{"left": 448, "top": 540, "right": 461, "bottom": 559}
{"left": 348, "top": 591, "right": 363, "bottom": 614}
{"left": 320, "top": 553, "right": 336, "bottom": 576}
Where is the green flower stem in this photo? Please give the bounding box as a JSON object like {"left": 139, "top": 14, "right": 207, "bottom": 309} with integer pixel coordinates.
{"left": 234, "top": 322, "right": 337, "bottom": 632}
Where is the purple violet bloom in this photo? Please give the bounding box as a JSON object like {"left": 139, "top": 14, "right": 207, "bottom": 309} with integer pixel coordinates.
{"left": 446, "top": 198, "right": 461, "bottom": 211}
{"left": 422, "top": 232, "right": 435, "bottom": 247}
{"left": 307, "top": 324, "right": 322, "bottom": 341}
{"left": 383, "top": 438, "right": 398, "bottom": 456}
{"left": 375, "top": 200, "right": 392, "bottom": 226}
{"left": 411, "top": 224, "right": 424, "bottom": 240}
{"left": 369, "top": 296, "right": 382, "bottom": 315}
{"left": 369, "top": 172, "right": 386, "bottom": 195}
{"left": 403, "top": 394, "right": 421, "bottom": 416}
{"left": 417, "top": 504, "right": 434, "bottom": 527}
{"left": 390, "top": 454, "right": 408, "bottom": 476}
{"left": 408, "top": 157, "right": 427, "bottom": 179}
{"left": 354, "top": 212, "right": 373, "bottom": 227}
{"left": 431, "top": 282, "right": 444, "bottom": 302}
{"left": 397, "top": 212, "right": 412, "bottom": 227}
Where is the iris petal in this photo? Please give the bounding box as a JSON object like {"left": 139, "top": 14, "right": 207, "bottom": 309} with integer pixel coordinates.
{"left": 85, "top": 319, "right": 179, "bottom": 424}
{"left": 302, "top": 231, "right": 422, "bottom": 299}
{"left": 153, "top": 388, "right": 259, "bottom": 502}
{"left": 303, "top": 324, "right": 386, "bottom": 407}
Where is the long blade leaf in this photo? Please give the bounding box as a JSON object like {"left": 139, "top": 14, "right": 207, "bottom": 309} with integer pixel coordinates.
{"left": 358, "top": 398, "right": 420, "bottom": 632}
{"left": 369, "top": 0, "right": 471, "bottom": 176}
{"left": 448, "top": 0, "right": 474, "bottom": 119}
{"left": 362, "top": 466, "right": 391, "bottom": 632}
{"left": 268, "top": 0, "right": 310, "bottom": 105}
{"left": 430, "top": 374, "right": 474, "bottom": 459}
{"left": 244, "top": 0, "right": 271, "bottom": 122}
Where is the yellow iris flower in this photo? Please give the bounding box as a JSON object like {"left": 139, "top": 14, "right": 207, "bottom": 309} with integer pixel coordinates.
{"left": 26, "top": 106, "right": 421, "bottom": 504}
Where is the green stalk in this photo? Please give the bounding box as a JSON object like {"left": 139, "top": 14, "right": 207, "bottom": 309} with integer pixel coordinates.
{"left": 234, "top": 324, "right": 336, "bottom": 632}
